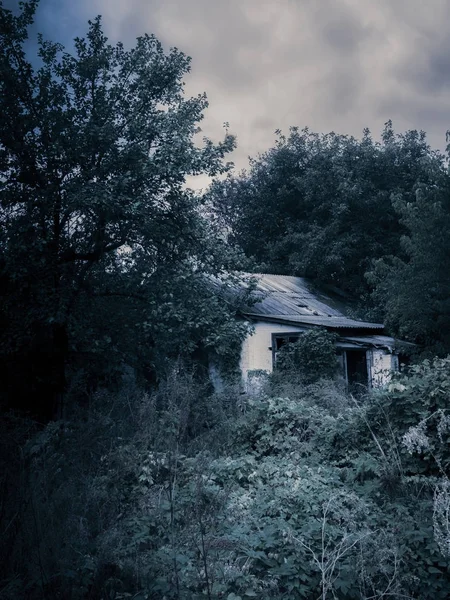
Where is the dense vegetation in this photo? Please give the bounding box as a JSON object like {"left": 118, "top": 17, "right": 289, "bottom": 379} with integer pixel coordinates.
{"left": 3, "top": 362, "right": 450, "bottom": 598}
{"left": 207, "top": 125, "right": 450, "bottom": 353}
{"left": 0, "top": 0, "right": 247, "bottom": 419}
{"left": 2, "top": 2, "right": 450, "bottom": 598}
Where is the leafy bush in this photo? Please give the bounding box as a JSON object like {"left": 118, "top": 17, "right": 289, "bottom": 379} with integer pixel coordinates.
{"left": 274, "top": 329, "right": 339, "bottom": 383}
{"left": 4, "top": 360, "right": 450, "bottom": 598}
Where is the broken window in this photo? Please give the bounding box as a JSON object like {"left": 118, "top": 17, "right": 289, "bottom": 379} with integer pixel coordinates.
{"left": 272, "top": 333, "right": 301, "bottom": 366}
{"left": 274, "top": 335, "right": 300, "bottom": 350}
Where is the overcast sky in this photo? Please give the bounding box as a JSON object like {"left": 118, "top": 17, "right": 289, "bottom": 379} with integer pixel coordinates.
{"left": 12, "top": 0, "right": 450, "bottom": 190}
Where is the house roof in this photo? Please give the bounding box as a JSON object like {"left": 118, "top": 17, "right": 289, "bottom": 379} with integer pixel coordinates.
{"left": 239, "top": 274, "right": 385, "bottom": 331}
{"left": 243, "top": 313, "right": 385, "bottom": 330}
{"left": 340, "top": 335, "right": 398, "bottom": 347}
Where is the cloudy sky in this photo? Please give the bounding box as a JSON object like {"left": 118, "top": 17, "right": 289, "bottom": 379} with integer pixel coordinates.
{"left": 12, "top": 0, "right": 450, "bottom": 190}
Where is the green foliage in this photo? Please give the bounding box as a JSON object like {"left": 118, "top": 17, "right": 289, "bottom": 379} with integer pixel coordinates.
{"left": 0, "top": 1, "right": 244, "bottom": 415}
{"left": 208, "top": 121, "right": 450, "bottom": 356}
{"left": 364, "top": 357, "right": 450, "bottom": 474}
{"left": 274, "top": 329, "right": 339, "bottom": 383}
{"left": 6, "top": 361, "right": 450, "bottom": 598}
{"left": 234, "top": 395, "right": 325, "bottom": 458}
{"left": 367, "top": 177, "right": 450, "bottom": 353}
{"left": 208, "top": 123, "right": 442, "bottom": 300}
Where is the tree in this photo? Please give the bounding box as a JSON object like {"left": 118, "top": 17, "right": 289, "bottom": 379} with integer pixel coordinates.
{"left": 0, "top": 1, "right": 239, "bottom": 417}
{"left": 367, "top": 172, "right": 450, "bottom": 353}
{"left": 207, "top": 123, "right": 444, "bottom": 301}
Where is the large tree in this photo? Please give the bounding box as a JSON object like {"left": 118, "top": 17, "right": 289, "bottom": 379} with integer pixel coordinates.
{"left": 0, "top": 1, "right": 241, "bottom": 417}
{"left": 368, "top": 173, "right": 450, "bottom": 354}
{"left": 208, "top": 123, "right": 444, "bottom": 300}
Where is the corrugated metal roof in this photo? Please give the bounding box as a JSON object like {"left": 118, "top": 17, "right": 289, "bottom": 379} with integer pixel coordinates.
{"left": 340, "top": 335, "right": 396, "bottom": 346}
{"left": 240, "top": 274, "right": 385, "bottom": 331}
{"left": 243, "top": 313, "right": 385, "bottom": 330}
{"left": 244, "top": 274, "right": 345, "bottom": 317}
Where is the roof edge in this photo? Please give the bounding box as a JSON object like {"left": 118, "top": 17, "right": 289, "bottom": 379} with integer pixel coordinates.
{"left": 241, "top": 312, "right": 385, "bottom": 330}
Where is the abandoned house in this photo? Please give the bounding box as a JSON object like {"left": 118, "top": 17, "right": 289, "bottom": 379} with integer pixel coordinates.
{"left": 235, "top": 274, "right": 405, "bottom": 391}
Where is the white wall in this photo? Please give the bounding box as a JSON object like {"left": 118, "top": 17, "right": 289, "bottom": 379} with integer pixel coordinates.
{"left": 240, "top": 322, "right": 306, "bottom": 385}
{"left": 239, "top": 322, "right": 398, "bottom": 391}
{"left": 370, "top": 349, "right": 396, "bottom": 387}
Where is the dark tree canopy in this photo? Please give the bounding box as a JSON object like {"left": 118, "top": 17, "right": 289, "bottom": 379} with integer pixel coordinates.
{"left": 208, "top": 123, "right": 445, "bottom": 299}
{"left": 0, "top": 1, "right": 244, "bottom": 417}
{"left": 368, "top": 177, "right": 450, "bottom": 353}
{"left": 208, "top": 122, "right": 450, "bottom": 354}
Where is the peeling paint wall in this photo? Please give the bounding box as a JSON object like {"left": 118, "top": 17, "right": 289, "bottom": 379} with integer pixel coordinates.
{"left": 370, "top": 349, "right": 395, "bottom": 387}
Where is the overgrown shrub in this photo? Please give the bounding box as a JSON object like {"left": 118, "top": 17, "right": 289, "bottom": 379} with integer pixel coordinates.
{"left": 274, "top": 329, "right": 339, "bottom": 383}
{"left": 3, "top": 360, "right": 450, "bottom": 598}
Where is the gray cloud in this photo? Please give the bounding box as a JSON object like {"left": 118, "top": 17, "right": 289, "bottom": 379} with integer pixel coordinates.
{"left": 311, "top": 0, "right": 374, "bottom": 55}
{"left": 426, "top": 49, "right": 450, "bottom": 92}
{"left": 26, "top": 0, "right": 450, "bottom": 187}
{"left": 325, "top": 68, "right": 361, "bottom": 116}
{"left": 397, "top": 38, "right": 450, "bottom": 94}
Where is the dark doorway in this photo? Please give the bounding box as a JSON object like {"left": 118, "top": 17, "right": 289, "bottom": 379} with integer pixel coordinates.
{"left": 346, "top": 350, "right": 368, "bottom": 386}
{"left": 398, "top": 354, "right": 411, "bottom": 373}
